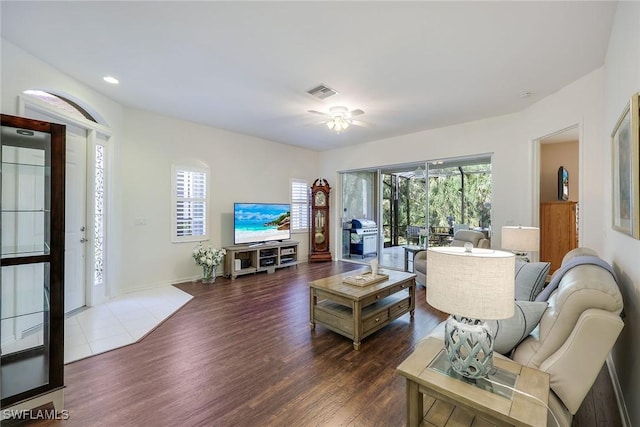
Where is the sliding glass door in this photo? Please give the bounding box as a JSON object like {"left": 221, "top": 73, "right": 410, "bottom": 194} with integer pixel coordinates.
{"left": 340, "top": 165, "right": 427, "bottom": 270}
{"left": 339, "top": 155, "right": 492, "bottom": 271}
{"left": 340, "top": 171, "right": 377, "bottom": 260}
{"left": 426, "top": 156, "right": 492, "bottom": 247}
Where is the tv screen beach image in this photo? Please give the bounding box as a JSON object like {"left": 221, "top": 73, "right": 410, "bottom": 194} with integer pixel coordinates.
{"left": 234, "top": 203, "right": 291, "bottom": 244}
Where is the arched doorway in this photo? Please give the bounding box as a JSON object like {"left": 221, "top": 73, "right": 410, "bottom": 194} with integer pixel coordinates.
{"left": 18, "top": 90, "right": 112, "bottom": 312}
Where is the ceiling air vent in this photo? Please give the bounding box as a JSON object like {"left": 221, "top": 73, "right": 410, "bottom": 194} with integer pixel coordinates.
{"left": 306, "top": 84, "right": 338, "bottom": 99}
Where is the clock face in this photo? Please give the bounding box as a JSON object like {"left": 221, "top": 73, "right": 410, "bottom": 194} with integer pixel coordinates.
{"left": 315, "top": 191, "right": 326, "bottom": 207}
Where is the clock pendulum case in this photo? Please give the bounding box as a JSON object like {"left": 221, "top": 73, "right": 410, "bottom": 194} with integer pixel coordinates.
{"left": 309, "top": 178, "right": 332, "bottom": 262}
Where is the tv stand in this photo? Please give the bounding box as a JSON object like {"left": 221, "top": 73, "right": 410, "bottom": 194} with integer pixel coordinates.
{"left": 224, "top": 241, "right": 299, "bottom": 280}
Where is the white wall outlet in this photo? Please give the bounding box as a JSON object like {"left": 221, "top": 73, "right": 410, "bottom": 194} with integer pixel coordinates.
{"left": 134, "top": 218, "right": 148, "bottom": 226}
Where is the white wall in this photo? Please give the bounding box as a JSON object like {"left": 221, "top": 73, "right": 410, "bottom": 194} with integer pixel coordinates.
{"left": 1, "top": 38, "right": 319, "bottom": 297}
{"left": 1, "top": 38, "right": 127, "bottom": 301}
{"left": 522, "top": 68, "right": 606, "bottom": 253}
{"left": 540, "top": 141, "right": 579, "bottom": 203}
{"left": 320, "top": 113, "right": 527, "bottom": 252}
{"left": 0, "top": 40, "right": 124, "bottom": 130}
{"left": 320, "top": 68, "right": 605, "bottom": 257}
{"left": 603, "top": 2, "right": 640, "bottom": 425}
{"left": 120, "top": 108, "right": 318, "bottom": 290}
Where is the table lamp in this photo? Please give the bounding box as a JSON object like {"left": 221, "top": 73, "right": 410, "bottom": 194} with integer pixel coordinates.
{"left": 426, "top": 245, "right": 515, "bottom": 379}
{"left": 501, "top": 225, "right": 540, "bottom": 261}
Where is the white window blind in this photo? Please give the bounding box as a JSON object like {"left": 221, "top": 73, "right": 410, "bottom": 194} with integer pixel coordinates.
{"left": 173, "top": 166, "right": 207, "bottom": 242}
{"left": 291, "top": 179, "right": 309, "bottom": 232}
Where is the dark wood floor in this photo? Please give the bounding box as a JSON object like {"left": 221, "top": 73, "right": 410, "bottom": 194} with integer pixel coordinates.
{"left": 13, "top": 261, "right": 621, "bottom": 426}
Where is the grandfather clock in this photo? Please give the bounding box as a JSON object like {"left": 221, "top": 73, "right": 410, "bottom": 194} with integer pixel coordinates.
{"left": 309, "top": 178, "right": 332, "bottom": 262}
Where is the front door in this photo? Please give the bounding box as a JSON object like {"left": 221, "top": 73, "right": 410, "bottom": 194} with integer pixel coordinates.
{"left": 64, "top": 132, "right": 87, "bottom": 312}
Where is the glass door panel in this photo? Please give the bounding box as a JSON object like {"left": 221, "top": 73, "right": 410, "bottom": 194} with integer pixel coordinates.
{"left": 340, "top": 171, "right": 377, "bottom": 261}
{"left": 427, "top": 156, "right": 492, "bottom": 247}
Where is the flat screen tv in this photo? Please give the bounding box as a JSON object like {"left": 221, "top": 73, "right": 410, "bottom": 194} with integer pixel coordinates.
{"left": 234, "top": 203, "right": 291, "bottom": 245}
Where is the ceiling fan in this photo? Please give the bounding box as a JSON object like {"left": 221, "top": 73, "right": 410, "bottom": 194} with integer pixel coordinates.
{"left": 307, "top": 106, "right": 373, "bottom": 133}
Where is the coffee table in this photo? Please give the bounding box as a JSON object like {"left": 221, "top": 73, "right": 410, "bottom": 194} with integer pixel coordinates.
{"left": 309, "top": 269, "right": 416, "bottom": 350}
{"left": 397, "top": 337, "right": 549, "bottom": 427}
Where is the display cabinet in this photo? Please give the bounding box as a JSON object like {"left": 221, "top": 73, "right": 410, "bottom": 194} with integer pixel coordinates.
{"left": 1, "top": 114, "right": 65, "bottom": 411}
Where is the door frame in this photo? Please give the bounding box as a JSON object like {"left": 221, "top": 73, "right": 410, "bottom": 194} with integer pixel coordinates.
{"left": 532, "top": 124, "right": 582, "bottom": 250}
{"left": 17, "top": 94, "right": 113, "bottom": 307}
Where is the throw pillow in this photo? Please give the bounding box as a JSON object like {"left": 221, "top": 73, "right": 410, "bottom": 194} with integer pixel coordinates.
{"left": 486, "top": 300, "right": 548, "bottom": 355}
{"left": 514, "top": 261, "right": 550, "bottom": 301}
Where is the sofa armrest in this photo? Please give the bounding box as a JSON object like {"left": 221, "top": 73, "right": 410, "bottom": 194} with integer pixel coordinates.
{"left": 516, "top": 308, "right": 623, "bottom": 414}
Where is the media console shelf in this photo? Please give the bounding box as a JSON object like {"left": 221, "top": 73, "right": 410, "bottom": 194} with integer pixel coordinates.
{"left": 224, "top": 241, "right": 299, "bottom": 280}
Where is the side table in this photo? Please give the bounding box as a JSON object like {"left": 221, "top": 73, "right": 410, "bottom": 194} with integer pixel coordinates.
{"left": 396, "top": 337, "right": 549, "bottom": 427}
{"left": 403, "top": 245, "right": 424, "bottom": 272}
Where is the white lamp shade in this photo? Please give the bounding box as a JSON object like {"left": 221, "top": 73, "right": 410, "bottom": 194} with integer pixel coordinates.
{"left": 501, "top": 226, "right": 540, "bottom": 252}
{"left": 426, "top": 247, "right": 515, "bottom": 319}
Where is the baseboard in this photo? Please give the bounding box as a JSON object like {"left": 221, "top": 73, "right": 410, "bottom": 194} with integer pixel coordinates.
{"left": 606, "top": 353, "right": 631, "bottom": 427}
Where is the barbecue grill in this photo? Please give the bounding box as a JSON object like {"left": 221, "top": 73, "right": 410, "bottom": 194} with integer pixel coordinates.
{"left": 349, "top": 218, "right": 378, "bottom": 258}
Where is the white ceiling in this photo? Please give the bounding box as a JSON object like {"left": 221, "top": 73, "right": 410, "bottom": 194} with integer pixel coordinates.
{"left": 1, "top": 1, "right": 616, "bottom": 151}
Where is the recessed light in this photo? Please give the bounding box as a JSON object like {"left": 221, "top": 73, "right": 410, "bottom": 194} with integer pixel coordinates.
{"left": 103, "top": 76, "right": 119, "bottom": 84}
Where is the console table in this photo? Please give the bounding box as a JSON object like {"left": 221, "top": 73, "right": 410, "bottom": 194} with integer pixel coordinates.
{"left": 396, "top": 337, "right": 549, "bottom": 427}
{"left": 309, "top": 269, "right": 415, "bottom": 350}
{"left": 223, "top": 241, "right": 299, "bottom": 280}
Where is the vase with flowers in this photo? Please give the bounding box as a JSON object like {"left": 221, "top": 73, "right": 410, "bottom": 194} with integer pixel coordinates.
{"left": 192, "top": 244, "right": 226, "bottom": 283}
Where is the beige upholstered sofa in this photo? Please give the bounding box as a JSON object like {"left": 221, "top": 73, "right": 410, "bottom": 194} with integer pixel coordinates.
{"left": 413, "top": 229, "right": 490, "bottom": 286}
{"left": 511, "top": 247, "right": 623, "bottom": 426}
{"left": 427, "top": 247, "right": 624, "bottom": 427}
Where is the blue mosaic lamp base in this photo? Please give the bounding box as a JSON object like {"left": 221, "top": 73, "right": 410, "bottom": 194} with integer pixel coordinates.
{"left": 444, "top": 315, "right": 494, "bottom": 379}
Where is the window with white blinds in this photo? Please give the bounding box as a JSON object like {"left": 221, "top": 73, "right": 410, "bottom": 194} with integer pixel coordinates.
{"left": 172, "top": 166, "right": 208, "bottom": 242}
{"left": 290, "top": 179, "right": 309, "bottom": 232}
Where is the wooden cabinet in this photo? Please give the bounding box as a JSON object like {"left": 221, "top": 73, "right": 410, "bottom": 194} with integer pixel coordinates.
{"left": 540, "top": 201, "right": 578, "bottom": 273}
{"left": 1, "top": 114, "right": 66, "bottom": 411}
{"left": 223, "top": 241, "right": 299, "bottom": 280}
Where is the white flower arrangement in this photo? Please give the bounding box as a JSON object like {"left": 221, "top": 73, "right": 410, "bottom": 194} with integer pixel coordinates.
{"left": 192, "top": 244, "right": 226, "bottom": 269}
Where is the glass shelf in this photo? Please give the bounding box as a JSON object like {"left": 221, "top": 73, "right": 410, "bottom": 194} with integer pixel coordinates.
{"left": 1, "top": 210, "right": 50, "bottom": 258}
{"left": 1, "top": 242, "right": 51, "bottom": 258}
{"left": 1, "top": 209, "right": 50, "bottom": 213}
{"left": 1, "top": 160, "right": 48, "bottom": 168}
{"left": 1, "top": 144, "right": 47, "bottom": 166}
{"left": 0, "top": 161, "right": 49, "bottom": 213}
{"left": 1, "top": 272, "right": 50, "bottom": 358}
{"left": 428, "top": 349, "right": 517, "bottom": 399}
{"left": 0, "top": 312, "right": 48, "bottom": 357}
{"left": 0, "top": 263, "right": 51, "bottom": 321}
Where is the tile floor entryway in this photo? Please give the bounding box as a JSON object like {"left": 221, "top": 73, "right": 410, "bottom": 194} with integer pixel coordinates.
{"left": 64, "top": 285, "right": 193, "bottom": 364}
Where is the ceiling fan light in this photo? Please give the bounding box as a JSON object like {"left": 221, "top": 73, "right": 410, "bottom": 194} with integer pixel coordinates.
{"left": 326, "top": 120, "right": 335, "bottom": 129}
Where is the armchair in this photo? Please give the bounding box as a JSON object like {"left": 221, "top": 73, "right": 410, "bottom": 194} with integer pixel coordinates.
{"left": 414, "top": 229, "right": 490, "bottom": 286}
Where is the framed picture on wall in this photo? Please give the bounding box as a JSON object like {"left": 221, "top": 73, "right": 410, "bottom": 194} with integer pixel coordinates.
{"left": 611, "top": 92, "right": 639, "bottom": 239}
